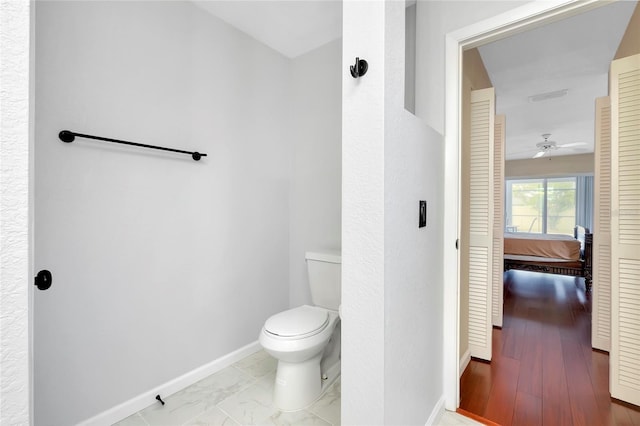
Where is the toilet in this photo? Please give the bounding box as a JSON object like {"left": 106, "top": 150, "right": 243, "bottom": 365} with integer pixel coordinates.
{"left": 259, "top": 251, "right": 341, "bottom": 411}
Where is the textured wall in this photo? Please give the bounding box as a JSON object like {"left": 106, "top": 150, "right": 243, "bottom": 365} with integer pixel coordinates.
{"left": 341, "top": 1, "right": 386, "bottom": 423}
{"left": 341, "top": 2, "right": 445, "bottom": 424}
{"left": 0, "top": 0, "right": 32, "bottom": 424}
{"left": 382, "top": 2, "right": 445, "bottom": 424}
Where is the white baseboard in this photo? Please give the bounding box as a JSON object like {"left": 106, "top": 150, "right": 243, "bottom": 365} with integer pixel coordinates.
{"left": 425, "top": 395, "right": 446, "bottom": 426}
{"left": 78, "top": 341, "right": 262, "bottom": 426}
{"left": 459, "top": 348, "right": 471, "bottom": 378}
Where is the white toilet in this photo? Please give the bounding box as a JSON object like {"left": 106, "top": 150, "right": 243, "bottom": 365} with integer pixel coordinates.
{"left": 259, "top": 251, "right": 341, "bottom": 411}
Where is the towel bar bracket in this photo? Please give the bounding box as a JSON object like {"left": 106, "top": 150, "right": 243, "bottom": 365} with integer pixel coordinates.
{"left": 59, "top": 130, "right": 76, "bottom": 143}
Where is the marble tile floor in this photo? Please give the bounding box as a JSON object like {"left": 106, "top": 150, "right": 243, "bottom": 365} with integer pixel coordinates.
{"left": 438, "top": 412, "right": 483, "bottom": 425}
{"left": 114, "top": 349, "right": 480, "bottom": 426}
{"left": 114, "top": 350, "right": 340, "bottom": 426}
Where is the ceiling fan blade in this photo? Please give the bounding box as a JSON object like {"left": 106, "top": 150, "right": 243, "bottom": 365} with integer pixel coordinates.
{"left": 558, "top": 142, "right": 587, "bottom": 148}
{"left": 533, "top": 151, "right": 546, "bottom": 158}
{"left": 509, "top": 149, "right": 538, "bottom": 156}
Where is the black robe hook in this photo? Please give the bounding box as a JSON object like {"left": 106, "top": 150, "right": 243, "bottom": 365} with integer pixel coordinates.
{"left": 350, "top": 57, "right": 368, "bottom": 78}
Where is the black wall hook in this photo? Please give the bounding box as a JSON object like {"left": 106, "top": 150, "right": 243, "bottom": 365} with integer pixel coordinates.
{"left": 155, "top": 394, "right": 165, "bottom": 406}
{"left": 350, "top": 57, "right": 368, "bottom": 78}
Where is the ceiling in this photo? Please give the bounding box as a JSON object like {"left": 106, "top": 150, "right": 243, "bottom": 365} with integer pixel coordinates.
{"left": 478, "top": 1, "right": 636, "bottom": 160}
{"left": 193, "top": 1, "right": 636, "bottom": 161}
{"left": 193, "top": 1, "right": 342, "bottom": 58}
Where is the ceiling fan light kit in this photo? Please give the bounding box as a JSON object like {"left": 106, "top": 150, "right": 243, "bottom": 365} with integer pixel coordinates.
{"left": 531, "top": 133, "right": 587, "bottom": 159}
{"left": 533, "top": 133, "right": 555, "bottom": 158}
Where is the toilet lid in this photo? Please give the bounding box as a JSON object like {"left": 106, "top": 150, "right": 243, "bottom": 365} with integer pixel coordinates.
{"left": 264, "top": 305, "right": 329, "bottom": 337}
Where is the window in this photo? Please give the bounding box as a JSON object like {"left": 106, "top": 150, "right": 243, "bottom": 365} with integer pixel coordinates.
{"left": 505, "top": 177, "right": 577, "bottom": 235}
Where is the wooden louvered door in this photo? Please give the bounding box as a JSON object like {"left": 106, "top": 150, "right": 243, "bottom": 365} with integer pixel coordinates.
{"left": 465, "top": 88, "right": 495, "bottom": 361}
{"left": 593, "top": 96, "right": 611, "bottom": 352}
{"left": 610, "top": 53, "right": 640, "bottom": 406}
{"left": 492, "top": 115, "right": 505, "bottom": 328}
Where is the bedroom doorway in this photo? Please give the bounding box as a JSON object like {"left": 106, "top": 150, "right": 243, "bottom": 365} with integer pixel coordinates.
{"left": 444, "top": 0, "right": 640, "bottom": 415}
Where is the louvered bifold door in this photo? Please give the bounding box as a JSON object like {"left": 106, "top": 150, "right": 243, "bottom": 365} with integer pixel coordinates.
{"left": 593, "top": 96, "right": 611, "bottom": 352}
{"left": 492, "top": 115, "right": 505, "bottom": 328}
{"left": 610, "top": 53, "right": 640, "bottom": 406}
{"left": 467, "top": 88, "right": 495, "bottom": 361}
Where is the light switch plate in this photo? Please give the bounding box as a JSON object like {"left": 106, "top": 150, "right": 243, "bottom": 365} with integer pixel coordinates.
{"left": 419, "top": 200, "right": 427, "bottom": 228}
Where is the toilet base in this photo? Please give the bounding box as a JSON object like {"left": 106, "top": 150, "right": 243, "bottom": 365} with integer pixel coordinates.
{"left": 260, "top": 309, "right": 341, "bottom": 412}
{"left": 273, "top": 353, "right": 323, "bottom": 411}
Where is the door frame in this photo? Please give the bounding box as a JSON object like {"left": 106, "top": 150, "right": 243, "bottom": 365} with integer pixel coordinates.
{"left": 443, "top": 0, "right": 605, "bottom": 410}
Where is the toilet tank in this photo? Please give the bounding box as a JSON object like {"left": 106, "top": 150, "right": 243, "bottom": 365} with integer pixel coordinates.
{"left": 305, "top": 251, "right": 341, "bottom": 310}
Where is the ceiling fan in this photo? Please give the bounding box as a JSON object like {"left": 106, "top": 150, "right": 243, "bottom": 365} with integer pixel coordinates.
{"left": 532, "top": 133, "right": 586, "bottom": 158}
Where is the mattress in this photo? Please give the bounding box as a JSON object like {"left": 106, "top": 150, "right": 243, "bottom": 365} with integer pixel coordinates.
{"left": 504, "top": 232, "right": 581, "bottom": 261}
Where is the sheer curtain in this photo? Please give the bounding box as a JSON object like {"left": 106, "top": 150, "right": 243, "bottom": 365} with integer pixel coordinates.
{"left": 576, "top": 175, "right": 594, "bottom": 231}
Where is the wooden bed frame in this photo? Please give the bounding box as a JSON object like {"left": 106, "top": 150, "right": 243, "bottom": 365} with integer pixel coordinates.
{"left": 503, "top": 226, "right": 593, "bottom": 291}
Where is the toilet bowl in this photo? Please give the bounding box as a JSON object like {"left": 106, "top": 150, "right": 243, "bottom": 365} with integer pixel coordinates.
{"left": 259, "top": 251, "right": 341, "bottom": 411}
{"left": 260, "top": 305, "right": 340, "bottom": 411}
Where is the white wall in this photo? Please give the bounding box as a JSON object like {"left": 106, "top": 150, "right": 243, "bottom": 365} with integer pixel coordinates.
{"left": 342, "top": 1, "right": 444, "bottom": 424}
{"left": 342, "top": 1, "right": 386, "bottom": 422}
{"left": 34, "top": 2, "right": 291, "bottom": 424}
{"left": 289, "top": 39, "right": 342, "bottom": 308}
{"left": 0, "top": 1, "right": 31, "bottom": 424}
{"left": 405, "top": 3, "right": 417, "bottom": 114}
{"left": 506, "top": 153, "right": 594, "bottom": 178}
{"left": 383, "top": 2, "right": 445, "bottom": 423}
{"left": 415, "top": 1, "right": 531, "bottom": 134}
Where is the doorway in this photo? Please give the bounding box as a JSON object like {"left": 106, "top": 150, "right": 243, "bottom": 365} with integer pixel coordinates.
{"left": 443, "top": 0, "right": 617, "bottom": 411}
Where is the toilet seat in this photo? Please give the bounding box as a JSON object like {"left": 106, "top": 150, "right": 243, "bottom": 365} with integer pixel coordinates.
{"left": 264, "top": 305, "right": 329, "bottom": 339}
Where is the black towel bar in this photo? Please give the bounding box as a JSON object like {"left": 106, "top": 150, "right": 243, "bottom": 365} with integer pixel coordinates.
{"left": 58, "top": 130, "right": 207, "bottom": 161}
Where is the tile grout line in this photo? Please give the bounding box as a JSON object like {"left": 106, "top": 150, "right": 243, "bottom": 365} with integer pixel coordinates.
{"left": 307, "top": 380, "right": 341, "bottom": 426}
{"left": 312, "top": 410, "right": 336, "bottom": 426}
{"left": 217, "top": 364, "right": 274, "bottom": 425}
{"left": 135, "top": 412, "right": 151, "bottom": 426}
{"left": 211, "top": 404, "right": 242, "bottom": 426}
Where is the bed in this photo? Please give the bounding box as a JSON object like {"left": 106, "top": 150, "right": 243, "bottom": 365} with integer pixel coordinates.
{"left": 503, "top": 225, "right": 593, "bottom": 291}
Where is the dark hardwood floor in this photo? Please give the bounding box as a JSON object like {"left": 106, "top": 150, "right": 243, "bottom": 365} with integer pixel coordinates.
{"left": 460, "top": 270, "right": 640, "bottom": 426}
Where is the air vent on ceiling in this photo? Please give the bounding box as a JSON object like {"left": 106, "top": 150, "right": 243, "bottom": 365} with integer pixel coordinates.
{"left": 528, "top": 89, "right": 568, "bottom": 103}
